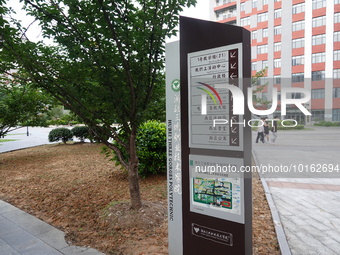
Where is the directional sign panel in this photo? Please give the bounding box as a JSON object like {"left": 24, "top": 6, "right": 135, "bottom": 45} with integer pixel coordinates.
{"left": 188, "top": 44, "right": 243, "bottom": 151}
{"left": 179, "top": 16, "right": 252, "bottom": 255}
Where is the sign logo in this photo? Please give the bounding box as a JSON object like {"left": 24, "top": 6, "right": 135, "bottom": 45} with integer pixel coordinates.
{"left": 192, "top": 223, "right": 233, "bottom": 246}
{"left": 197, "top": 82, "right": 223, "bottom": 106}
{"left": 171, "top": 79, "right": 180, "bottom": 92}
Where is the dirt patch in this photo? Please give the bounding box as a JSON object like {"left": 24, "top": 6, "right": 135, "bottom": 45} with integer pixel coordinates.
{"left": 0, "top": 143, "right": 279, "bottom": 254}
{"left": 103, "top": 201, "right": 167, "bottom": 230}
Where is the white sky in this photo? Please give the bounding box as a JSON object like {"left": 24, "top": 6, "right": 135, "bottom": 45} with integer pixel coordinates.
{"left": 167, "top": 0, "right": 211, "bottom": 42}
{"left": 7, "top": 0, "right": 210, "bottom": 43}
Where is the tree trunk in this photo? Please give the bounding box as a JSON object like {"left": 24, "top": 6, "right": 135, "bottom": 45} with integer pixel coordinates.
{"left": 128, "top": 128, "right": 142, "bottom": 209}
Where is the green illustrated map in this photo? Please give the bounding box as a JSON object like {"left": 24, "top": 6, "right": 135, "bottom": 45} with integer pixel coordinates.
{"left": 193, "top": 177, "right": 232, "bottom": 209}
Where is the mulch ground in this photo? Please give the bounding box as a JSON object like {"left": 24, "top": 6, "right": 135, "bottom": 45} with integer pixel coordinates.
{"left": 0, "top": 143, "right": 279, "bottom": 254}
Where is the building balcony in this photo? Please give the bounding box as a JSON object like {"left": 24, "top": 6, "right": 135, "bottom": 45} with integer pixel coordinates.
{"left": 214, "top": 0, "right": 237, "bottom": 12}
{"left": 217, "top": 12, "right": 237, "bottom": 23}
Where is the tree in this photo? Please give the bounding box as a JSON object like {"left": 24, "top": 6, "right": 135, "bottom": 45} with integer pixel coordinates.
{"left": 251, "top": 68, "right": 272, "bottom": 108}
{"left": 0, "top": 0, "right": 196, "bottom": 209}
{"left": 0, "top": 73, "right": 52, "bottom": 137}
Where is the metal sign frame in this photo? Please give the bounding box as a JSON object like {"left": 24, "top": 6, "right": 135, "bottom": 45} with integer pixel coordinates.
{"left": 179, "top": 16, "right": 252, "bottom": 255}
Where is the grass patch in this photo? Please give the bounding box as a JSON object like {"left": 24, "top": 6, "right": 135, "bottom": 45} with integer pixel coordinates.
{"left": 0, "top": 139, "right": 18, "bottom": 143}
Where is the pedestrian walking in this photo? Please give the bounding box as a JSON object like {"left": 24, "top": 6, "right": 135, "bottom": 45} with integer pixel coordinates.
{"left": 264, "top": 117, "right": 270, "bottom": 143}
{"left": 271, "top": 116, "right": 279, "bottom": 143}
{"left": 255, "top": 118, "right": 265, "bottom": 143}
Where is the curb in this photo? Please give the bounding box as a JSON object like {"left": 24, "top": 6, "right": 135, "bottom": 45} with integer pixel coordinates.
{"left": 252, "top": 149, "right": 292, "bottom": 255}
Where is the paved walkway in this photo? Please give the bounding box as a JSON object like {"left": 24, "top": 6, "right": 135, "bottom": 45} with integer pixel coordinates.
{"left": 0, "top": 127, "right": 70, "bottom": 153}
{"left": 0, "top": 127, "right": 104, "bottom": 255}
{"left": 253, "top": 126, "right": 340, "bottom": 255}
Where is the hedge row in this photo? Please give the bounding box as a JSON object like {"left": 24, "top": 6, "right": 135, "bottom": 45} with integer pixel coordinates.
{"left": 314, "top": 121, "right": 340, "bottom": 127}
{"left": 48, "top": 126, "right": 89, "bottom": 144}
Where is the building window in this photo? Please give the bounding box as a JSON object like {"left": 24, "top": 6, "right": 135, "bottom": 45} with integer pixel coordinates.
{"left": 336, "top": 0, "right": 340, "bottom": 5}
{"left": 240, "top": 2, "right": 245, "bottom": 12}
{"left": 252, "top": 30, "right": 257, "bottom": 40}
{"left": 312, "top": 52, "right": 326, "bottom": 63}
{"left": 292, "top": 73, "right": 304, "bottom": 83}
{"left": 262, "top": 28, "right": 268, "bottom": 38}
{"left": 252, "top": 62, "right": 257, "bottom": 71}
{"left": 292, "top": 38, "right": 304, "bottom": 49}
{"left": 335, "top": 31, "right": 340, "bottom": 42}
{"left": 252, "top": 0, "right": 257, "bottom": 9}
{"left": 240, "top": 17, "right": 250, "bottom": 26}
{"left": 263, "top": 0, "right": 268, "bottom": 5}
{"left": 274, "top": 0, "right": 281, "bottom": 2}
{"left": 274, "top": 59, "right": 281, "bottom": 68}
{"left": 274, "top": 75, "right": 281, "bottom": 84}
{"left": 274, "top": 26, "right": 281, "bottom": 35}
{"left": 335, "top": 13, "right": 340, "bottom": 23}
{"left": 312, "top": 16, "right": 326, "bottom": 27}
{"left": 274, "top": 9, "right": 282, "bottom": 19}
{"left": 262, "top": 60, "right": 268, "bottom": 69}
{"left": 293, "top": 20, "right": 305, "bottom": 31}
{"left": 311, "top": 110, "right": 325, "bottom": 121}
{"left": 333, "top": 87, "right": 340, "bottom": 98}
{"left": 334, "top": 50, "right": 340, "bottom": 61}
{"left": 292, "top": 3, "right": 305, "bottom": 14}
{"left": 334, "top": 69, "right": 340, "bottom": 79}
{"left": 333, "top": 109, "right": 340, "bottom": 122}
{"left": 274, "top": 42, "right": 281, "bottom": 52}
{"left": 257, "top": 44, "right": 268, "bottom": 54}
{"left": 311, "top": 89, "right": 325, "bottom": 99}
{"left": 257, "top": 12, "right": 268, "bottom": 23}
{"left": 312, "top": 71, "right": 325, "bottom": 81}
{"left": 292, "top": 55, "right": 304, "bottom": 66}
{"left": 312, "top": 34, "right": 326, "bottom": 45}
{"left": 313, "top": 0, "right": 326, "bottom": 10}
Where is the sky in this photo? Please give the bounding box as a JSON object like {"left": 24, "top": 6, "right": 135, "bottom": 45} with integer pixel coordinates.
{"left": 7, "top": 0, "right": 210, "bottom": 43}
{"left": 167, "top": 0, "right": 211, "bottom": 42}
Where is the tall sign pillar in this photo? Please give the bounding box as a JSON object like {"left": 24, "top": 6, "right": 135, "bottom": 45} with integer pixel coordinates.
{"left": 181, "top": 16, "right": 252, "bottom": 255}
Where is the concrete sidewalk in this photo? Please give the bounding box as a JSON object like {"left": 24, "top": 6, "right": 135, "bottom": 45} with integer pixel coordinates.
{"left": 0, "top": 127, "right": 105, "bottom": 255}
{"left": 253, "top": 126, "right": 340, "bottom": 255}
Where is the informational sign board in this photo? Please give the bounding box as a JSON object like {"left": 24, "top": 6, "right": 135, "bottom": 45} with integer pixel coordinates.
{"left": 166, "top": 16, "right": 252, "bottom": 255}
{"left": 188, "top": 44, "right": 244, "bottom": 151}
{"left": 189, "top": 155, "right": 244, "bottom": 223}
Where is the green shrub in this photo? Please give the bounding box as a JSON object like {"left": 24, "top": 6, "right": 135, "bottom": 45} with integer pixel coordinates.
{"left": 136, "top": 121, "right": 167, "bottom": 177}
{"left": 71, "top": 126, "right": 89, "bottom": 142}
{"left": 48, "top": 128, "right": 73, "bottom": 144}
{"left": 103, "top": 120, "right": 166, "bottom": 178}
{"left": 314, "top": 121, "right": 340, "bottom": 127}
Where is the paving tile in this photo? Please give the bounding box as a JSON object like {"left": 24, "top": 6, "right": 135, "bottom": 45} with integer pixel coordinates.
{"left": 0, "top": 243, "right": 21, "bottom": 255}
{"left": 2, "top": 209, "right": 53, "bottom": 236}
{"left": 0, "top": 219, "right": 22, "bottom": 236}
{"left": 0, "top": 201, "right": 19, "bottom": 214}
{"left": 0, "top": 228, "right": 42, "bottom": 253}
{"left": 36, "top": 228, "right": 68, "bottom": 250}
{"left": 20, "top": 242, "right": 62, "bottom": 255}
{"left": 60, "top": 245, "right": 90, "bottom": 254}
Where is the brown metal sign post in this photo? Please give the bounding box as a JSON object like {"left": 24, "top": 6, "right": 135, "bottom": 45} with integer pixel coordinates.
{"left": 179, "top": 16, "right": 252, "bottom": 255}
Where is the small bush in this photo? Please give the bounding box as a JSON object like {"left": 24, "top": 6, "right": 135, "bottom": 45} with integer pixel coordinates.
{"left": 314, "top": 121, "right": 340, "bottom": 127}
{"left": 48, "top": 128, "right": 73, "bottom": 144}
{"left": 136, "top": 121, "right": 167, "bottom": 177}
{"left": 103, "top": 120, "right": 166, "bottom": 178}
{"left": 71, "top": 126, "right": 89, "bottom": 142}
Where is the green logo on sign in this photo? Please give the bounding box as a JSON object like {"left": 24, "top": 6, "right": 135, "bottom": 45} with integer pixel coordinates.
{"left": 171, "top": 79, "right": 180, "bottom": 92}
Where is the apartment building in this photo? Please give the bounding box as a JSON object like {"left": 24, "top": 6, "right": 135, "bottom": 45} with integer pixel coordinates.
{"left": 210, "top": 0, "right": 340, "bottom": 123}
